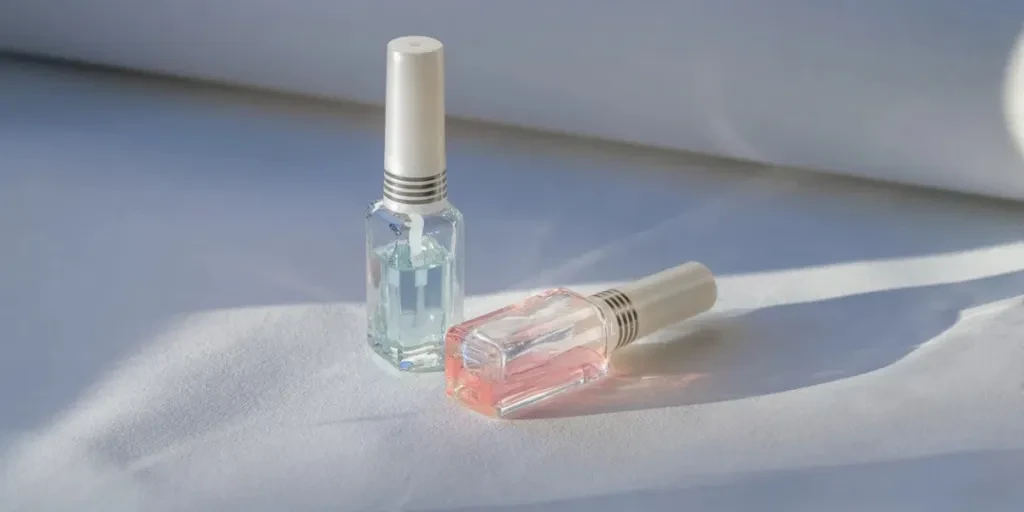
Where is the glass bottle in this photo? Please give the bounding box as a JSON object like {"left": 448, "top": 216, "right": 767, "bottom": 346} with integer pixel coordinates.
{"left": 365, "top": 35, "right": 464, "bottom": 372}
{"left": 366, "top": 199, "right": 463, "bottom": 371}
{"left": 445, "top": 262, "right": 716, "bottom": 417}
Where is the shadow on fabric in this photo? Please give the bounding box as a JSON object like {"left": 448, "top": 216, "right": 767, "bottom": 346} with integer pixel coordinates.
{"left": 429, "top": 449, "right": 1024, "bottom": 512}
{"left": 518, "top": 267, "right": 1024, "bottom": 419}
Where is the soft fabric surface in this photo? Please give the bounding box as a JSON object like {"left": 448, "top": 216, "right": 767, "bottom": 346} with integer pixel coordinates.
{"left": 2, "top": 58, "right": 1024, "bottom": 511}
{"left": 4, "top": 2, "right": 1024, "bottom": 199}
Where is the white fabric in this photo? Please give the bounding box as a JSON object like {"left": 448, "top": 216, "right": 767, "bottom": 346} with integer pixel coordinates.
{"left": 2, "top": 58, "right": 1024, "bottom": 511}
{"left": 2, "top": 1, "right": 1024, "bottom": 200}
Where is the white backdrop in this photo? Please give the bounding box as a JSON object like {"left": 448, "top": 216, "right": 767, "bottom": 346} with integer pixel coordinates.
{"left": 3, "top": 58, "right": 1024, "bottom": 511}
{"left": 2, "top": 1, "right": 1024, "bottom": 199}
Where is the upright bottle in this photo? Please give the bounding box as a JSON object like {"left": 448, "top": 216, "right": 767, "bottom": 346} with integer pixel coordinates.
{"left": 366, "top": 36, "right": 464, "bottom": 372}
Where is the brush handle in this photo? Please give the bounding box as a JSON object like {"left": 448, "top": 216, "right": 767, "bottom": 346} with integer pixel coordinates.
{"left": 591, "top": 262, "right": 717, "bottom": 350}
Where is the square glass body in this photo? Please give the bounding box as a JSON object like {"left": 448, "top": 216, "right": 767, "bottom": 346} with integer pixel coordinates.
{"left": 366, "top": 199, "right": 464, "bottom": 372}
{"left": 444, "top": 288, "right": 617, "bottom": 417}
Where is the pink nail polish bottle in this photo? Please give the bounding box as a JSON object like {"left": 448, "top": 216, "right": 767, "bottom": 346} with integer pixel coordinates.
{"left": 445, "top": 262, "right": 717, "bottom": 418}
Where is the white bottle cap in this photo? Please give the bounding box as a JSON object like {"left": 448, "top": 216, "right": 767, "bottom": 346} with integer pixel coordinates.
{"left": 382, "top": 35, "right": 448, "bottom": 213}
{"left": 592, "top": 262, "right": 717, "bottom": 350}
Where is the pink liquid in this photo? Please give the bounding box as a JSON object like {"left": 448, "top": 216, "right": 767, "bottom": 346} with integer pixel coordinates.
{"left": 446, "top": 338, "right": 608, "bottom": 418}
{"left": 444, "top": 289, "right": 613, "bottom": 417}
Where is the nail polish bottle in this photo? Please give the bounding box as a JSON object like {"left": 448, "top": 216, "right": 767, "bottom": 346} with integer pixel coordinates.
{"left": 445, "top": 262, "right": 716, "bottom": 417}
{"left": 366, "top": 36, "right": 464, "bottom": 372}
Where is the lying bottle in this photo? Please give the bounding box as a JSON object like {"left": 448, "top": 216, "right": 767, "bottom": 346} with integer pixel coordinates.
{"left": 444, "top": 261, "right": 717, "bottom": 418}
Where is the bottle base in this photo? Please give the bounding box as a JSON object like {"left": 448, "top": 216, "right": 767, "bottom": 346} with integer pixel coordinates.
{"left": 369, "top": 337, "right": 445, "bottom": 372}
{"left": 446, "top": 344, "right": 608, "bottom": 418}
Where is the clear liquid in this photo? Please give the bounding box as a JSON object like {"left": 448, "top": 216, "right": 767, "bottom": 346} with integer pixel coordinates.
{"left": 368, "top": 235, "right": 454, "bottom": 371}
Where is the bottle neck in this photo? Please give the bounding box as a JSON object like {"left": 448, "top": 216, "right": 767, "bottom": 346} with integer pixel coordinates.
{"left": 590, "top": 262, "right": 717, "bottom": 351}
{"left": 589, "top": 288, "right": 640, "bottom": 351}
{"left": 382, "top": 168, "right": 448, "bottom": 214}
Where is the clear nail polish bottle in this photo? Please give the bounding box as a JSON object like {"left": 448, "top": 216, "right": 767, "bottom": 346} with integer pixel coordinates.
{"left": 366, "top": 36, "right": 464, "bottom": 372}
{"left": 445, "top": 262, "right": 716, "bottom": 417}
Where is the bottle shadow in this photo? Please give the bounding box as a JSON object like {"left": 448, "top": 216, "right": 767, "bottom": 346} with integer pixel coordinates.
{"left": 515, "top": 269, "right": 1024, "bottom": 419}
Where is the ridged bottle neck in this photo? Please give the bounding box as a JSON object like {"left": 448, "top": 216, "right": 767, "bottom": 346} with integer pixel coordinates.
{"left": 382, "top": 168, "right": 448, "bottom": 213}
{"left": 589, "top": 262, "right": 717, "bottom": 351}
{"left": 589, "top": 288, "right": 640, "bottom": 351}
